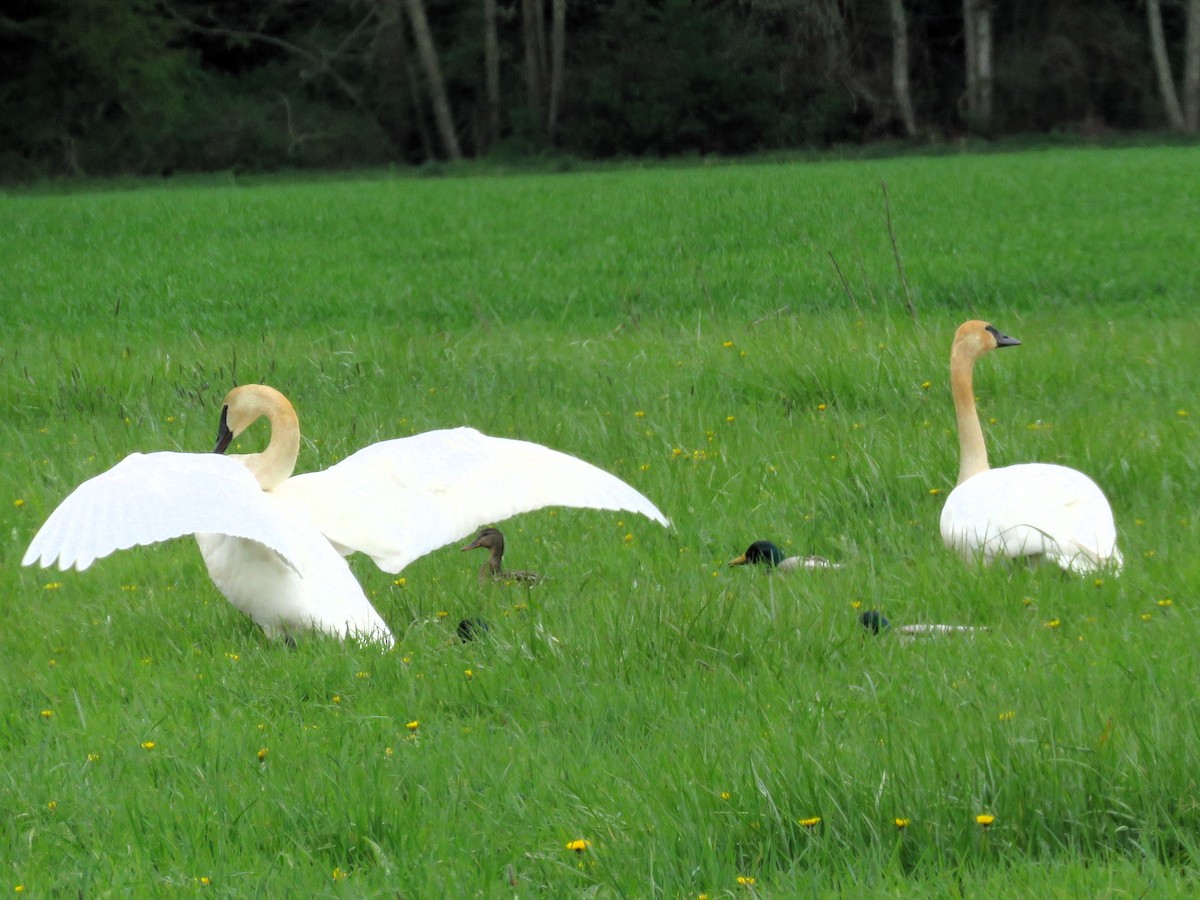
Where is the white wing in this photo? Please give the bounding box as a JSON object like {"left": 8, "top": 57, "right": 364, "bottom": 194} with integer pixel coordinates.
{"left": 940, "top": 462, "right": 1122, "bottom": 574}
{"left": 273, "top": 427, "right": 670, "bottom": 573}
{"left": 23, "top": 452, "right": 303, "bottom": 573}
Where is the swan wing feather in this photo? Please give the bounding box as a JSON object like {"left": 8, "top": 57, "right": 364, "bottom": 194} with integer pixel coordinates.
{"left": 274, "top": 427, "right": 669, "bottom": 573}
{"left": 940, "top": 463, "right": 1121, "bottom": 573}
{"left": 22, "top": 452, "right": 302, "bottom": 573}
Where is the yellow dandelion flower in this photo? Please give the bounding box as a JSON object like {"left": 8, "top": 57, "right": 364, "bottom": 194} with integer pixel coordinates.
{"left": 634, "top": 410, "right": 646, "bottom": 418}
{"left": 40, "top": 709, "right": 53, "bottom": 719}
{"left": 436, "top": 610, "right": 449, "bottom": 619}
{"left": 1021, "top": 596, "right": 1033, "bottom": 606}
{"left": 406, "top": 720, "right": 420, "bottom": 731}
{"left": 566, "top": 839, "right": 591, "bottom": 852}
{"left": 86, "top": 753, "right": 100, "bottom": 762}
{"left": 44, "top": 582, "right": 62, "bottom": 590}
{"left": 464, "top": 669, "right": 474, "bottom": 680}
{"left": 332, "top": 867, "right": 347, "bottom": 881}
{"left": 851, "top": 600, "right": 862, "bottom": 610}
{"left": 47, "top": 800, "right": 57, "bottom": 811}
{"left": 16, "top": 887, "right": 25, "bottom": 894}
{"left": 720, "top": 791, "right": 731, "bottom": 800}
{"left": 1044, "top": 619, "right": 1061, "bottom": 629}
{"left": 722, "top": 341, "right": 734, "bottom": 348}
{"left": 13, "top": 498, "right": 24, "bottom": 508}
{"left": 141, "top": 741, "right": 156, "bottom": 750}
{"left": 1093, "top": 578, "right": 1104, "bottom": 588}
{"left": 920, "top": 381, "right": 932, "bottom": 389}
{"left": 928, "top": 487, "right": 941, "bottom": 495}
{"left": 1178, "top": 409, "right": 1189, "bottom": 418}
{"left": 1141, "top": 613, "right": 1154, "bottom": 622}
{"left": 895, "top": 818, "right": 910, "bottom": 829}
{"left": 817, "top": 403, "right": 827, "bottom": 411}
{"left": 998, "top": 710, "right": 1016, "bottom": 722}
{"left": 623, "top": 533, "right": 634, "bottom": 544}
{"left": 257, "top": 748, "right": 268, "bottom": 762}
{"left": 355, "top": 671, "right": 370, "bottom": 679}
{"left": 736, "top": 875, "right": 756, "bottom": 886}
{"left": 726, "top": 415, "right": 735, "bottom": 423}
{"left": 1158, "top": 598, "right": 1173, "bottom": 608}
{"left": 393, "top": 577, "right": 407, "bottom": 586}
{"left": 976, "top": 814, "right": 996, "bottom": 827}
{"left": 384, "top": 746, "right": 393, "bottom": 757}
{"left": 198, "top": 876, "right": 211, "bottom": 886}
{"left": 798, "top": 816, "right": 821, "bottom": 828}
{"left": 166, "top": 416, "right": 176, "bottom": 423}
{"left": 639, "top": 463, "right": 650, "bottom": 471}
{"left": 332, "top": 695, "right": 341, "bottom": 704}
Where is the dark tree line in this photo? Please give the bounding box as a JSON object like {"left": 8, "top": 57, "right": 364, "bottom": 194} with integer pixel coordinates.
{"left": 1, "top": 0, "right": 1197, "bottom": 178}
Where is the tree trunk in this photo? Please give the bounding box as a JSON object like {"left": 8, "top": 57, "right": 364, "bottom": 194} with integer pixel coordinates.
{"left": 371, "top": 0, "right": 411, "bottom": 154}
{"left": 962, "top": 0, "right": 992, "bottom": 130}
{"left": 483, "top": 0, "right": 501, "bottom": 147}
{"left": 1184, "top": 0, "right": 1200, "bottom": 132}
{"left": 522, "top": 0, "right": 546, "bottom": 123}
{"left": 888, "top": 0, "right": 917, "bottom": 137}
{"left": 403, "top": 0, "right": 462, "bottom": 160}
{"left": 1147, "top": 0, "right": 1186, "bottom": 130}
{"left": 547, "top": 0, "right": 566, "bottom": 139}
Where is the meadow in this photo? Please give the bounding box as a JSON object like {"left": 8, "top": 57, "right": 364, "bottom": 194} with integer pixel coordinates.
{"left": 1, "top": 146, "right": 1199, "bottom": 896}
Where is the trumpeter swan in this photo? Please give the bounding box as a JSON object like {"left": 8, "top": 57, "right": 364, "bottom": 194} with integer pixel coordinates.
{"left": 461, "top": 527, "right": 542, "bottom": 584}
{"left": 23, "top": 384, "right": 669, "bottom": 645}
{"left": 939, "top": 321, "right": 1121, "bottom": 574}
{"left": 728, "top": 540, "right": 841, "bottom": 571}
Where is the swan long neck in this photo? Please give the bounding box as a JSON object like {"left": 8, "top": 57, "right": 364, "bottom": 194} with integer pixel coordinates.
{"left": 222, "top": 385, "right": 300, "bottom": 490}
{"left": 951, "top": 343, "right": 989, "bottom": 484}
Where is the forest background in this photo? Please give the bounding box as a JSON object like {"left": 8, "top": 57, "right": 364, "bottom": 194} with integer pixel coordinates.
{"left": 3, "top": 0, "right": 1199, "bottom": 180}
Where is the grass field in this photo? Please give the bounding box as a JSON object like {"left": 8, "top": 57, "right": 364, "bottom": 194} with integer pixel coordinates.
{"left": 2, "top": 146, "right": 1199, "bottom": 896}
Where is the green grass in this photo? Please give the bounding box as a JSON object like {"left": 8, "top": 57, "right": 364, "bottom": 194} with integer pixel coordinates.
{"left": 2, "top": 146, "right": 1199, "bottom": 895}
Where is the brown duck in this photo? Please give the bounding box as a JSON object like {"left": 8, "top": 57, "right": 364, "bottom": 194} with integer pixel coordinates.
{"left": 461, "top": 527, "right": 543, "bottom": 584}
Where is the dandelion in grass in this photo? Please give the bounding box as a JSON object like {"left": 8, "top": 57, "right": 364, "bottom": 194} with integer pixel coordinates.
{"left": 726, "top": 415, "right": 735, "bottom": 423}
{"left": 736, "top": 875, "right": 756, "bottom": 886}
{"left": 40, "top": 709, "right": 53, "bottom": 719}
{"left": 1178, "top": 409, "right": 1189, "bottom": 418}
{"left": 406, "top": 720, "right": 420, "bottom": 731}
{"left": 464, "top": 669, "right": 474, "bottom": 680}
{"left": 623, "top": 533, "right": 634, "bottom": 544}
{"left": 141, "top": 741, "right": 156, "bottom": 750}
{"left": 635, "top": 410, "right": 645, "bottom": 418}
{"left": 86, "top": 753, "right": 99, "bottom": 763}
{"left": 332, "top": 867, "right": 347, "bottom": 881}
{"left": 851, "top": 600, "right": 862, "bottom": 610}
{"left": 565, "top": 839, "right": 591, "bottom": 853}
{"left": 1141, "top": 613, "right": 1154, "bottom": 622}
{"left": 1158, "top": 598, "right": 1173, "bottom": 608}
{"left": 639, "top": 463, "right": 650, "bottom": 472}
{"left": 798, "top": 817, "right": 821, "bottom": 828}
{"left": 720, "top": 791, "right": 731, "bottom": 801}
{"left": 1094, "top": 578, "right": 1105, "bottom": 588}
{"left": 976, "top": 814, "right": 996, "bottom": 828}
{"left": 928, "top": 488, "right": 941, "bottom": 496}
{"left": 257, "top": 748, "right": 268, "bottom": 762}
{"left": 355, "top": 671, "right": 370, "bottom": 679}
{"left": 817, "top": 403, "right": 827, "bottom": 411}
{"left": 15, "top": 886, "right": 24, "bottom": 893}
{"left": 722, "top": 341, "right": 734, "bottom": 348}
{"left": 13, "top": 498, "right": 24, "bottom": 508}
{"left": 894, "top": 818, "right": 910, "bottom": 830}
{"left": 999, "top": 710, "right": 1016, "bottom": 722}
{"left": 1044, "top": 619, "right": 1061, "bottom": 629}
{"left": 393, "top": 577, "right": 406, "bottom": 587}
{"left": 47, "top": 801, "right": 57, "bottom": 812}
{"left": 436, "top": 610, "right": 449, "bottom": 619}
{"left": 196, "top": 876, "right": 211, "bottom": 886}
{"left": 921, "top": 381, "right": 932, "bottom": 390}
{"left": 44, "top": 582, "right": 61, "bottom": 590}
{"left": 1021, "top": 596, "right": 1034, "bottom": 607}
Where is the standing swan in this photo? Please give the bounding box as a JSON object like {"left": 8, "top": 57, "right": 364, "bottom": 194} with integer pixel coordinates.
{"left": 23, "top": 384, "right": 669, "bottom": 645}
{"left": 938, "top": 321, "right": 1122, "bottom": 574}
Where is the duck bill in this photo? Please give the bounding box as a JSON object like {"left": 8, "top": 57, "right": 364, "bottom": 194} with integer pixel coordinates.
{"left": 461, "top": 538, "right": 484, "bottom": 552}
{"left": 728, "top": 554, "right": 749, "bottom": 567}
{"left": 213, "top": 406, "right": 234, "bottom": 454}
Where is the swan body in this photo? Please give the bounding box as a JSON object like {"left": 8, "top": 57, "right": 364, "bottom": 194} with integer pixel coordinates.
{"left": 728, "top": 540, "right": 841, "bottom": 571}
{"left": 938, "top": 321, "right": 1121, "bottom": 574}
{"left": 461, "top": 527, "right": 542, "bottom": 584}
{"left": 23, "top": 384, "right": 669, "bottom": 645}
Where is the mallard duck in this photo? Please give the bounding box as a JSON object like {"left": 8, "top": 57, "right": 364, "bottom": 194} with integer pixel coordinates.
{"left": 939, "top": 321, "right": 1122, "bottom": 574}
{"left": 858, "top": 609, "right": 986, "bottom": 637}
{"left": 728, "top": 540, "right": 841, "bottom": 571}
{"left": 23, "top": 384, "right": 668, "bottom": 645}
{"left": 461, "top": 527, "right": 543, "bottom": 584}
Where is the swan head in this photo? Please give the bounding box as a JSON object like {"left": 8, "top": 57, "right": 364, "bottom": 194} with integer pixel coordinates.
{"left": 462, "top": 527, "right": 505, "bottom": 555}
{"left": 212, "top": 384, "right": 300, "bottom": 490}
{"left": 952, "top": 320, "right": 1021, "bottom": 362}
{"left": 729, "top": 540, "right": 786, "bottom": 568}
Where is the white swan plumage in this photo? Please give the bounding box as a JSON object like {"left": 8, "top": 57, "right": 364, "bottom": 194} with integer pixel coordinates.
{"left": 23, "top": 384, "right": 669, "bottom": 645}
{"left": 938, "top": 320, "right": 1122, "bottom": 574}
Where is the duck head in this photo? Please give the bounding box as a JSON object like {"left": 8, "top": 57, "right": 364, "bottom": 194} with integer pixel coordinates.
{"left": 729, "top": 540, "right": 786, "bottom": 568}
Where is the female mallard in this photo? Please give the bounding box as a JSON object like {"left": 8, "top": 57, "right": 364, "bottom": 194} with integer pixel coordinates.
{"left": 461, "top": 527, "right": 543, "bottom": 584}
{"left": 728, "top": 540, "right": 840, "bottom": 571}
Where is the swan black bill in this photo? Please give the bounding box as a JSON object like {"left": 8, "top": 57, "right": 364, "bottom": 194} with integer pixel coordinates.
{"left": 985, "top": 324, "right": 1021, "bottom": 348}
{"left": 213, "top": 406, "right": 234, "bottom": 454}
